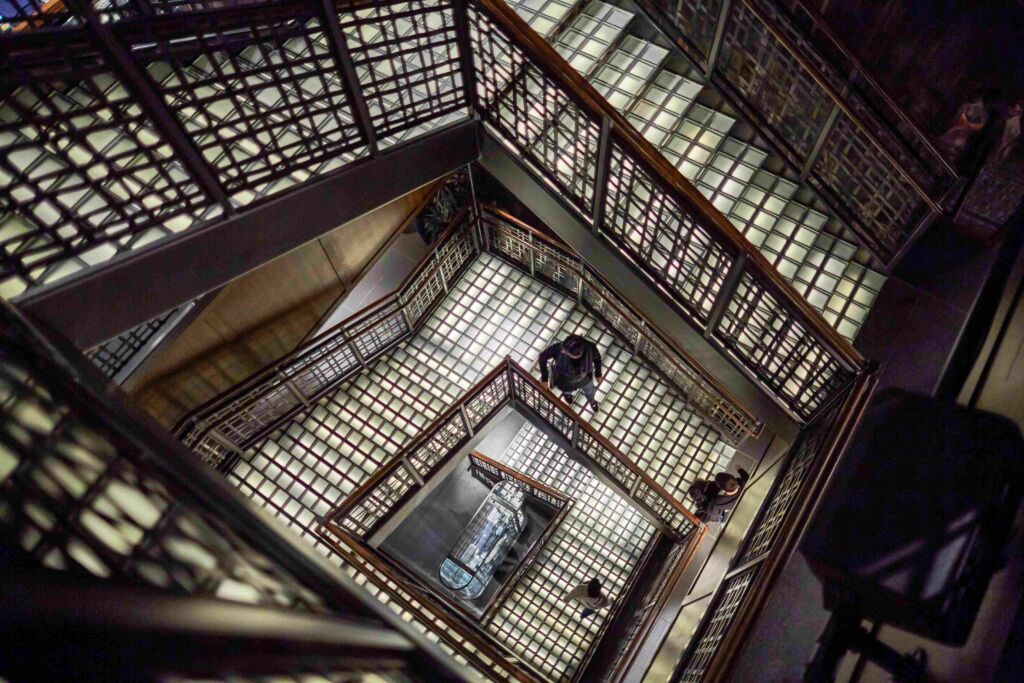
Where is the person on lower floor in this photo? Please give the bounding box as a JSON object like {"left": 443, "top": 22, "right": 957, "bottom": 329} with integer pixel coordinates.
{"left": 565, "top": 577, "right": 609, "bottom": 619}
{"left": 687, "top": 467, "right": 751, "bottom": 523}
{"left": 539, "top": 334, "right": 603, "bottom": 413}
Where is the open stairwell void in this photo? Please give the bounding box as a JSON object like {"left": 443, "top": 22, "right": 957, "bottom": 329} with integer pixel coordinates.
{"left": 226, "top": 246, "right": 734, "bottom": 680}
{"left": 492, "top": 422, "right": 658, "bottom": 678}
{"left": 502, "top": 0, "right": 885, "bottom": 342}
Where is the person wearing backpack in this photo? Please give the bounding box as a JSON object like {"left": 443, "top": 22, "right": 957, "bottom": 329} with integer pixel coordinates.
{"left": 538, "top": 334, "right": 603, "bottom": 414}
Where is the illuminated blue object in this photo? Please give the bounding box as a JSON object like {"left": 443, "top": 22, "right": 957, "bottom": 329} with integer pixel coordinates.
{"left": 439, "top": 479, "right": 527, "bottom": 599}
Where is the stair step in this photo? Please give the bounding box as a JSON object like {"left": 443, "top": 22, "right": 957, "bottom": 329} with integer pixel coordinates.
{"left": 695, "top": 138, "right": 771, "bottom": 215}
{"left": 590, "top": 36, "right": 670, "bottom": 113}
{"left": 659, "top": 102, "right": 738, "bottom": 181}
{"left": 627, "top": 70, "right": 703, "bottom": 146}
{"left": 505, "top": 0, "right": 578, "bottom": 38}
{"left": 554, "top": 0, "right": 635, "bottom": 76}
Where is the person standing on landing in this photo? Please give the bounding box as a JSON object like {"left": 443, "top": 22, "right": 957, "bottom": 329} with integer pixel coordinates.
{"left": 538, "top": 334, "right": 604, "bottom": 413}
{"left": 565, "top": 577, "right": 609, "bottom": 619}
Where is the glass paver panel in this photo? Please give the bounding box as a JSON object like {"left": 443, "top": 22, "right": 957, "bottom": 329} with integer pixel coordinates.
{"left": 503, "top": 0, "right": 577, "bottom": 38}
{"left": 626, "top": 70, "right": 703, "bottom": 146}
{"left": 589, "top": 37, "right": 669, "bottom": 114}
{"left": 339, "top": 0, "right": 469, "bottom": 148}
{"left": 490, "top": 423, "right": 657, "bottom": 680}
{"left": 695, "top": 138, "right": 770, "bottom": 216}
{"left": 553, "top": 1, "right": 634, "bottom": 77}
{"left": 657, "top": 103, "right": 736, "bottom": 181}
{"left": 555, "top": 308, "right": 734, "bottom": 502}
{"left": 229, "top": 254, "right": 574, "bottom": 554}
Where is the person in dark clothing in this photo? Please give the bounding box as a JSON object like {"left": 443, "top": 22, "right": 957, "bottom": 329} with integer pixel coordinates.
{"left": 538, "top": 334, "right": 603, "bottom": 413}
{"left": 687, "top": 467, "right": 750, "bottom": 523}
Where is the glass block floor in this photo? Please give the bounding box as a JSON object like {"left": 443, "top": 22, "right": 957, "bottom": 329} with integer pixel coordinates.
{"left": 226, "top": 251, "right": 737, "bottom": 676}
{"left": 489, "top": 421, "right": 658, "bottom": 679}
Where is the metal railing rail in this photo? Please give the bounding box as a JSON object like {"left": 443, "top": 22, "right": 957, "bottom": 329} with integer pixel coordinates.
{"left": 574, "top": 531, "right": 663, "bottom": 683}
{"left": 326, "top": 358, "right": 703, "bottom": 541}
{"left": 6, "top": 0, "right": 866, "bottom": 425}
{"left": 632, "top": 0, "right": 957, "bottom": 266}
{"left": 0, "top": 299, "right": 471, "bottom": 682}
{"left": 671, "top": 364, "right": 876, "bottom": 682}
{"left": 469, "top": 449, "right": 570, "bottom": 511}
{"left": 172, "top": 206, "right": 479, "bottom": 468}
{"left": 480, "top": 207, "right": 761, "bottom": 443}
{"left": 318, "top": 525, "right": 545, "bottom": 683}
{"left": 769, "top": 0, "right": 955, "bottom": 178}
{"left": 175, "top": 203, "right": 763, "bottom": 470}
{"left": 471, "top": 0, "right": 865, "bottom": 421}
{"left": 603, "top": 524, "right": 707, "bottom": 682}
{"left": 322, "top": 452, "right": 675, "bottom": 683}
{"left": 86, "top": 299, "right": 196, "bottom": 384}
{"left": 469, "top": 451, "right": 577, "bottom": 627}
{"left": 0, "top": 0, "right": 471, "bottom": 296}
{"left": 0, "top": 562, "right": 444, "bottom": 682}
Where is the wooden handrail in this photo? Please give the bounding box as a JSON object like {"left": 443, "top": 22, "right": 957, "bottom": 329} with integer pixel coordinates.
{"left": 481, "top": 205, "right": 761, "bottom": 438}
{"left": 328, "top": 358, "right": 703, "bottom": 540}
{"left": 728, "top": 0, "right": 949, "bottom": 207}
{"left": 507, "top": 361, "right": 703, "bottom": 530}
{"left": 468, "top": 449, "right": 570, "bottom": 506}
{"left": 571, "top": 532, "right": 663, "bottom": 683}
{"left": 475, "top": 0, "right": 864, "bottom": 373}
{"left": 696, "top": 367, "right": 876, "bottom": 681}
{"left": 318, "top": 524, "right": 542, "bottom": 683}
{"left": 172, "top": 206, "right": 473, "bottom": 440}
{"left": 324, "top": 360, "right": 512, "bottom": 525}
{"left": 606, "top": 525, "right": 706, "bottom": 682}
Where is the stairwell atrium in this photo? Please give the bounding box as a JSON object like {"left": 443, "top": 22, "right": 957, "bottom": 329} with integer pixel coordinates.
{"left": 2, "top": 1, "right": 1023, "bottom": 682}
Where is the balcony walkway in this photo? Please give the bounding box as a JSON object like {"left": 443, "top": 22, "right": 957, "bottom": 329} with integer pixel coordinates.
{"left": 225, "top": 250, "right": 735, "bottom": 679}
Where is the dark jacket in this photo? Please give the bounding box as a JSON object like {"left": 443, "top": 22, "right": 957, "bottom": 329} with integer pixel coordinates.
{"left": 539, "top": 339, "right": 603, "bottom": 391}
{"left": 694, "top": 468, "right": 750, "bottom": 523}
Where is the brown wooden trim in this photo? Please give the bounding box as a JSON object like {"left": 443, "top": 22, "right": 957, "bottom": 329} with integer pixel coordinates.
{"left": 318, "top": 523, "right": 543, "bottom": 683}
{"left": 606, "top": 526, "right": 707, "bottom": 682}
{"left": 329, "top": 358, "right": 702, "bottom": 545}
{"left": 573, "top": 531, "right": 665, "bottom": 683}
{"left": 730, "top": 0, "right": 945, "bottom": 208}
{"left": 299, "top": 180, "right": 448, "bottom": 345}
{"left": 481, "top": 205, "right": 762, "bottom": 438}
{"left": 468, "top": 450, "right": 570, "bottom": 506}
{"left": 172, "top": 207, "right": 474, "bottom": 439}
{"left": 704, "top": 369, "right": 876, "bottom": 681}
{"left": 374, "top": 545, "right": 485, "bottom": 628}
{"left": 469, "top": 450, "right": 576, "bottom": 625}
{"left": 755, "top": 0, "right": 955, "bottom": 180}
{"left": 476, "top": 0, "right": 864, "bottom": 372}
{"left": 323, "top": 361, "right": 512, "bottom": 526}
{"left": 508, "top": 362, "right": 703, "bottom": 529}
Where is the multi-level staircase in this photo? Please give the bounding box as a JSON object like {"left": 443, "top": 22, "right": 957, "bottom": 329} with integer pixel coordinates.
{"left": 228, "top": 249, "right": 735, "bottom": 679}
{"left": 0, "top": 4, "right": 465, "bottom": 297}
{"left": 505, "top": 0, "right": 886, "bottom": 342}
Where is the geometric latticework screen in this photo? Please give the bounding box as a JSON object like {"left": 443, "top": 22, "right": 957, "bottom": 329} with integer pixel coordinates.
{"left": 0, "top": 0, "right": 469, "bottom": 298}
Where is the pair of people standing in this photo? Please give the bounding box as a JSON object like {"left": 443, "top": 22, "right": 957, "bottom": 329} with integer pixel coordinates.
{"left": 687, "top": 467, "right": 750, "bottom": 523}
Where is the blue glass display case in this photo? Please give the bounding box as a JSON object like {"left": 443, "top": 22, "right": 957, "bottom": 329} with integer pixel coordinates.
{"left": 438, "top": 480, "right": 527, "bottom": 600}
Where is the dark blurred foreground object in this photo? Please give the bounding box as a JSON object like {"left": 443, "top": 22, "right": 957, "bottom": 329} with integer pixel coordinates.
{"left": 801, "top": 390, "right": 1024, "bottom": 682}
